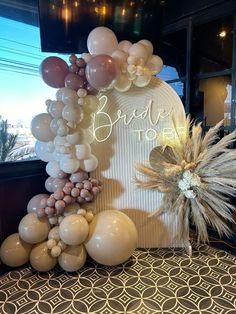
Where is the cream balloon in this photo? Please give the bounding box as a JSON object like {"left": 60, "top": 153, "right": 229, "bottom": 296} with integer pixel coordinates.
{"left": 61, "top": 88, "right": 78, "bottom": 105}
{"left": 146, "top": 55, "right": 163, "bottom": 74}
{"left": 19, "top": 213, "right": 50, "bottom": 244}
{"left": 54, "top": 135, "right": 67, "bottom": 146}
{"left": 59, "top": 214, "right": 89, "bottom": 245}
{"left": 80, "top": 154, "right": 98, "bottom": 172}
{"left": 133, "top": 70, "right": 152, "bottom": 87}
{"left": 48, "top": 226, "right": 60, "bottom": 241}
{"left": 114, "top": 73, "right": 132, "bottom": 92}
{"left": 27, "top": 193, "right": 49, "bottom": 213}
{"left": 50, "top": 118, "right": 59, "bottom": 134}
{"left": 75, "top": 143, "right": 91, "bottom": 160}
{"left": 49, "top": 100, "right": 64, "bottom": 118}
{"left": 45, "top": 176, "right": 55, "bottom": 193}
{"left": 0, "top": 233, "right": 32, "bottom": 267}
{"left": 66, "top": 128, "right": 85, "bottom": 145}
{"left": 35, "top": 141, "right": 54, "bottom": 162}
{"left": 59, "top": 156, "right": 80, "bottom": 174}
{"left": 30, "top": 241, "right": 57, "bottom": 272}
{"left": 111, "top": 49, "right": 129, "bottom": 67}
{"left": 64, "top": 203, "right": 80, "bottom": 216}
{"left": 138, "top": 39, "right": 154, "bottom": 56}
{"left": 118, "top": 40, "right": 132, "bottom": 53}
{"left": 31, "top": 113, "right": 54, "bottom": 142}
{"left": 62, "top": 104, "right": 82, "bottom": 123}
{"left": 83, "top": 95, "right": 100, "bottom": 114}
{"left": 87, "top": 26, "right": 118, "bottom": 55}
{"left": 58, "top": 244, "right": 87, "bottom": 272}
{"left": 129, "top": 43, "right": 149, "bottom": 62}
{"left": 46, "top": 160, "right": 61, "bottom": 178}
{"left": 85, "top": 210, "right": 138, "bottom": 266}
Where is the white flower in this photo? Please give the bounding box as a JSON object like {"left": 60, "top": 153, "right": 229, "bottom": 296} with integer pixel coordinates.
{"left": 178, "top": 179, "right": 190, "bottom": 191}
{"left": 178, "top": 170, "right": 201, "bottom": 199}
{"left": 183, "top": 190, "right": 197, "bottom": 199}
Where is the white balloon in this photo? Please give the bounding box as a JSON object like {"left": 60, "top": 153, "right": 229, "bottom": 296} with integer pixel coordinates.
{"left": 118, "top": 40, "right": 132, "bottom": 53}
{"left": 31, "top": 113, "right": 54, "bottom": 142}
{"left": 81, "top": 53, "right": 92, "bottom": 63}
{"left": 146, "top": 55, "right": 163, "bottom": 75}
{"left": 46, "top": 160, "right": 61, "bottom": 178}
{"left": 87, "top": 26, "right": 118, "bottom": 55}
{"left": 35, "top": 140, "right": 54, "bottom": 162}
{"left": 50, "top": 118, "right": 59, "bottom": 134}
{"left": 138, "top": 39, "right": 154, "bottom": 56}
{"left": 133, "top": 69, "right": 152, "bottom": 87}
{"left": 62, "top": 104, "right": 83, "bottom": 123}
{"left": 114, "top": 73, "right": 132, "bottom": 92}
{"left": 49, "top": 100, "right": 64, "bottom": 118}
{"left": 67, "top": 128, "right": 85, "bottom": 145}
{"left": 59, "top": 156, "right": 80, "bottom": 174}
{"left": 61, "top": 88, "right": 78, "bottom": 105}
{"left": 75, "top": 143, "right": 91, "bottom": 160}
{"left": 54, "top": 135, "right": 67, "bottom": 147}
{"left": 80, "top": 154, "right": 98, "bottom": 172}
{"left": 129, "top": 43, "right": 149, "bottom": 63}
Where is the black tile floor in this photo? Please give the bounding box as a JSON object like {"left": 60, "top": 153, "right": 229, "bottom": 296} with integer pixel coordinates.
{"left": 0, "top": 242, "right": 236, "bottom": 314}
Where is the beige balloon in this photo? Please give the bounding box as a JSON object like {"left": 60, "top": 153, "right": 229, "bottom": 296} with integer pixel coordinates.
{"left": 85, "top": 210, "right": 138, "bottom": 266}
{"left": 59, "top": 214, "right": 89, "bottom": 245}
{"left": 0, "top": 233, "right": 32, "bottom": 267}
{"left": 30, "top": 241, "right": 57, "bottom": 272}
{"left": 19, "top": 213, "right": 50, "bottom": 244}
{"left": 58, "top": 244, "right": 87, "bottom": 272}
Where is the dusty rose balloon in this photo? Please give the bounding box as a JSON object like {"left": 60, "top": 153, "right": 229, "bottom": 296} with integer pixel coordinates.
{"left": 85, "top": 210, "right": 138, "bottom": 266}
{"left": 85, "top": 55, "right": 119, "bottom": 90}
{"left": 0, "top": 233, "right": 32, "bottom": 267}
{"left": 65, "top": 73, "right": 84, "bottom": 91}
{"left": 27, "top": 193, "right": 49, "bottom": 213}
{"left": 53, "top": 178, "right": 69, "bottom": 191}
{"left": 40, "top": 56, "right": 69, "bottom": 88}
{"left": 45, "top": 176, "right": 55, "bottom": 192}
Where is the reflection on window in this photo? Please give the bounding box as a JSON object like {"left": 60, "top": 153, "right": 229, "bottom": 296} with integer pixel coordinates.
{"left": 198, "top": 76, "right": 232, "bottom": 127}
{"left": 169, "top": 81, "right": 184, "bottom": 102}
{"left": 192, "top": 16, "right": 233, "bottom": 74}
{"left": 157, "top": 65, "right": 180, "bottom": 81}
{"left": 0, "top": 17, "right": 69, "bottom": 162}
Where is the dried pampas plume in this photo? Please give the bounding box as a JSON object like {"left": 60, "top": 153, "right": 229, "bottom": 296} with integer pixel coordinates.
{"left": 135, "top": 116, "right": 236, "bottom": 243}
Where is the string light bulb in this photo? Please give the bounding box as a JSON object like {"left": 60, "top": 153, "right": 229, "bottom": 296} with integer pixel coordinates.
{"left": 219, "top": 30, "right": 227, "bottom": 38}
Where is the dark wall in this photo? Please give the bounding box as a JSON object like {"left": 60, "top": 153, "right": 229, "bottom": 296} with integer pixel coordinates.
{"left": 163, "top": 0, "right": 231, "bottom": 24}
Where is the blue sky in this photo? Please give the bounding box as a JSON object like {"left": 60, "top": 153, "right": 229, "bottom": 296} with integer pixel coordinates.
{"left": 0, "top": 16, "right": 183, "bottom": 125}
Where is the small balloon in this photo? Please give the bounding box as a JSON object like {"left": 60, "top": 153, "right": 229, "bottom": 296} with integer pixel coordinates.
{"left": 59, "top": 156, "right": 80, "bottom": 174}
{"left": 133, "top": 69, "right": 152, "bottom": 87}
{"left": 111, "top": 50, "right": 129, "bottom": 67}
{"left": 75, "top": 143, "right": 91, "bottom": 160}
{"left": 30, "top": 241, "right": 57, "bottom": 272}
{"left": 118, "top": 40, "right": 132, "bottom": 53}
{"left": 83, "top": 95, "right": 100, "bottom": 114}
{"left": 114, "top": 73, "right": 132, "bottom": 92}
{"left": 40, "top": 57, "right": 69, "bottom": 88}
{"left": 85, "top": 55, "right": 119, "bottom": 90}
{"left": 80, "top": 154, "right": 98, "bottom": 172}
{"left": 61, "top": 88, "right": 78, "bottom": 105}
{"left": 129, "top": 43, "right": 149, "bottom": 62}
{"left": 70, "top": 169, "right": 89, "bottom": 183}
{"left": 0, "top": 233, "right": 32, "bottom": 267}
{"left": 138, "top": 39, "right": 154, "bottom": 56}
{"left": 146, "top": 55, "right": 163, "bottom": 74}
{"left": 45, "top": 176, "right": 55, "bottom": 193}
{"left": 46, "top": 160, "right": 61, "bottom": 178}
{"left": 31, "top": 113, "right": 54, "bottom": 142}
{"left": 87, "top": 26, "right": 118, "bottom": 55}
{"left": 62, "top": 104, "right": 83, "bottom": 123}
{"left": 48, "top": 101, "right": 64, "bottom": 118}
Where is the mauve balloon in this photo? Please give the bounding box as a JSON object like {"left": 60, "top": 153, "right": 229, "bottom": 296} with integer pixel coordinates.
{"left": 40, "top": 57, "right": 69, "bottom": 88}
{"left": 65, "top": 73, "right": 84, "bottom": 91}
{"left": 85, "top": 55, "right": 119, "bottom": 90}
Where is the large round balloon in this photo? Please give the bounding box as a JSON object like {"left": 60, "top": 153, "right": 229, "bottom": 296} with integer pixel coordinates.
{"left": 85, "top": 55, "right": 119, "bottom": 90}
{"left": 87, "top": 26, "right": 118, "bottom": 55}
{"left": 40, "top": 57, "right": 69, "bottom": 88}
{"left": 0, "top": 233, "right": 32, "bottom": 267}
{"left": 85, "top": 210, "right": 138, "bottom": 265}
{"left": 58, "top": 244, "right": 87, "bottom": 272}
{"left": 30, "top": 241, "right": 57, "bottom": 272}
{"left": 31, "top": 113, "right": 54, "bottom": 142}
{"left": 19, "top": 213, "right": 50, "bottom": 244}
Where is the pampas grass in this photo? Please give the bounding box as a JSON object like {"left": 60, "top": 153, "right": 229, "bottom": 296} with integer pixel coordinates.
{"left": 135, "top": 116, "right": 236, "bottom": 243}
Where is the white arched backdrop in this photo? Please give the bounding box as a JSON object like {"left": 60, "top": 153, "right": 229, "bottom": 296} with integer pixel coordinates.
{"left": 92, "top": 77, "right": 186, "bottom": 248}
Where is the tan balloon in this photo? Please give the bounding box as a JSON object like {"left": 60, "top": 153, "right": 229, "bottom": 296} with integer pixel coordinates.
{"left": 85, "top": 210, "right": 138, "bottom": 266}
{"left": 58, "top": 244, "right": 87, "bottom": 272}
{"left": 19, "top": 213, "right": 50, "bottom": 244}
{"left": 30, "top": 241, "right": 57, "bottom": 272}
{"left": 59, "top": 214, "right": 89, "bottom": 245}
{"left": 0, "top": 233, "right": 32, "bottom": 267}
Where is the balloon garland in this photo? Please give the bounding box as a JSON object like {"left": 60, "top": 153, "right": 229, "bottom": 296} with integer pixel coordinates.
{"left": 0, "top": 26, "right": 164, "bottom": 271}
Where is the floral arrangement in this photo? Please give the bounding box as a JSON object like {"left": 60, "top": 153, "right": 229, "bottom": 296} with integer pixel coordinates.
{"left": 135, "top": 116, "right": 236, "bottom": 243}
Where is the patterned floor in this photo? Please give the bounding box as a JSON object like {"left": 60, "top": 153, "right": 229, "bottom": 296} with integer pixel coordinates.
{"left": 0, "top": 242, "right": 236, "bottom": 314}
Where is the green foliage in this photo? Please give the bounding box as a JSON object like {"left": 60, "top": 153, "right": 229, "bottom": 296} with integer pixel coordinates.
{"left": 0, "top": 117, "right": 18, "bottom": 161}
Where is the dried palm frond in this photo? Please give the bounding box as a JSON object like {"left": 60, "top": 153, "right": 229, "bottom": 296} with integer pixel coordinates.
{"left": 135, "top": 116, "right": 236, "bottom": 243}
